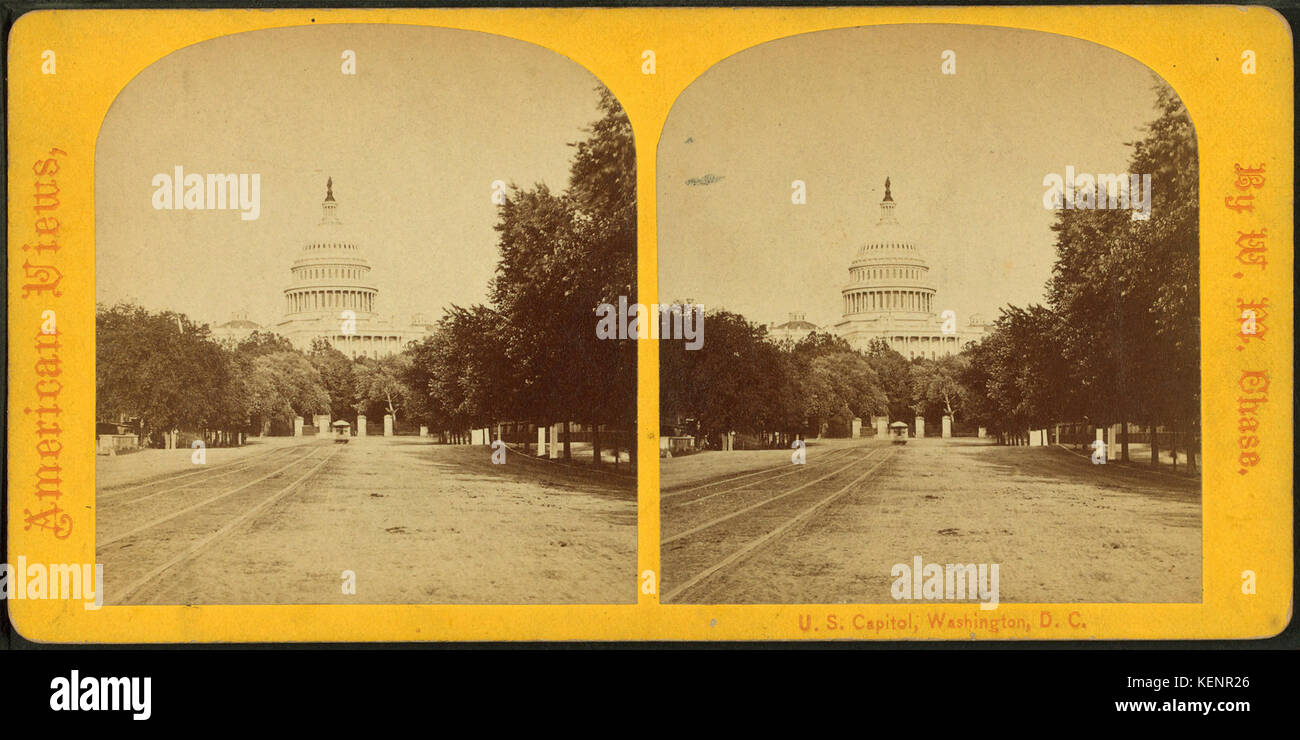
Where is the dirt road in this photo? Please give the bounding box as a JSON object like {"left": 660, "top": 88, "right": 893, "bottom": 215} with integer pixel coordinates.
{"left": 661, "top": 438, "right": 1200, "bottom": 604}
{"left": 96, "top": 437, "right": 636, "bottom": 605}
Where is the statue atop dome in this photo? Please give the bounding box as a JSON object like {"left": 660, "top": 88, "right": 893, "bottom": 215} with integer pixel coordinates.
{"left": 320, "top": 177, "right": 341, "bottom": 226}
{"left": 877, "top": 176, "right": 898, "bottom": 225}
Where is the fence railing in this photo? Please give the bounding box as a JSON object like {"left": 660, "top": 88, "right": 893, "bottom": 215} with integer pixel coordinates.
{"left": 1054, "top": 423, "right": 1200, "bottom": 452}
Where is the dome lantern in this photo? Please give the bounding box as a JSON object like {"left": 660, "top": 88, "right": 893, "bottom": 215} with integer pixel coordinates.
{"left": 878, "top": 176, "right": 897, "bottom": 225}
{"left": 320, "top": 177, "right": 341, "bottom": 225}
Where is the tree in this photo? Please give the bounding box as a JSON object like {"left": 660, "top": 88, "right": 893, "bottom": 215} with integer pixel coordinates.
{"left": 401, "top": 335, "right": 445, "bottom": 432}
{"left": 235, "top": 330, "right": 296, "bottom": 358}
{"left": 961, "top": 305, "right": 1072, "bottom": 444}
{"left": 863, "top": 339, "right": 914, "bottom": 423}
{"left": 353, "top": 353, "right": 414, "bottom": 427}
{"left": 660, "top": 310, "right": 774, "bottom": 442}
{"left": 308, "top": 338, "right": 358, "bottom": 422}
{"left": 96, "top": 302, "right": 233, "bottom": 448}
{"left": 1044, "top": 83, "right": 1199, "bottom": 465}
{"left": 660, "top": 313, "right": 888, "bottom": 445}
{"left": 959, "top": 339, "right": 1000, "bottom": 436}
{"left": 1124, "top": 84, "right": 1200, "bottom": 469}
{"left": 484, "top": 86, "right": 637, "bottom": 462}
{"left": 910, "top": 354, "right": 970, "bottom": 423}
{"left": 246, "top": 352, "right": 331, "bottom": 433}
{"left": 567, "top": 88, "right": 638, "bottom": 463}
{"left": 808, "top": 352, "right": 888, "bottom": 435}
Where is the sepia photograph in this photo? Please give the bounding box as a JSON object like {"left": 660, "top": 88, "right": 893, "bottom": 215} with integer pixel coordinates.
{"left": 658, "top": 25, "right": 1201, "bottom": 606}
{"left": 93, "top": 24, "right": 638, "bottom": 605}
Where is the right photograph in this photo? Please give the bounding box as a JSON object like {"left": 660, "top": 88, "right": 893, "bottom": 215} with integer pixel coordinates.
{"left": 658, "top": 25, "right": 1201, "bottom": 605}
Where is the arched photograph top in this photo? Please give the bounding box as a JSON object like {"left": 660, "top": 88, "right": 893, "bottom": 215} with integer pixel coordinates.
{"left": 657, "top": 25, "right": 1200, "bottom": 606}
{"left": 93, "top": 24, "right": 638, "bottom": 607}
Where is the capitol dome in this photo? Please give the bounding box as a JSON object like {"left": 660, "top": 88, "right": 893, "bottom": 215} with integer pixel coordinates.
{"left": 273, "top": 178, "right": 432, "bottom": 359}
{"left": 842, "top": 177, "right": 936, "bottom": 317}
{"left": 854, "top": 180, "right": 924, "bottom": 260}
{"left": 283, "top": 178, "right": 379, "bottom": 318}
{"left": 831, "top": 177, "right": 987, "bottom": 360}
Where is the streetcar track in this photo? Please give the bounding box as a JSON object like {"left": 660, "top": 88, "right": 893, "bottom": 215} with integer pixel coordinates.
{"left": 664, "top": 447, "right": 897, "bottom": 602}
{"left": 96, "top": 442, "right": 304, "bottom": 498}
{"left": 98, "top": 446, "right": 328, "bottom": 548}
{"left": 663, "top": 448, "right": 886, "bottom": 545}
{"left": 664, "top": 446, "right": 870, "bottom": 509}
{"left": 660, "top": 444, "right": 860, "bottom": 501}
{"left": 116, "top": 445, "right": 344, "bottom": 604}
{"left": 97, "top": 443, "right": 321, "bottom": 510}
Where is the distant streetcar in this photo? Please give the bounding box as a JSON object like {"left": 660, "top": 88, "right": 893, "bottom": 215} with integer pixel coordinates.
{"left": 889, "top": 421, "right": 909, "bottom": 445}
{"left": 332, "top": 420, "right": 351, "bottom": 444}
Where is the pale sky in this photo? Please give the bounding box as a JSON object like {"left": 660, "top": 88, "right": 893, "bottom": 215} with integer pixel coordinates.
{"left": 658, "top": 24, "right": 1180, "bottom": 328}
{"left": 96, "top": 24, "right": 608, "bottom": 327}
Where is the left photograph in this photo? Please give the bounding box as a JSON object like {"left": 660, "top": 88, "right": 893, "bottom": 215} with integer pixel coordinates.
{"left": 93, "top": 25, "right": 637, "bottom": 605}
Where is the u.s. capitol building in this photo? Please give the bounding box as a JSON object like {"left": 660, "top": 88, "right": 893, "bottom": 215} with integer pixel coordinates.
{"left": 766, "top": 178, "right": 987, "bottom": 358}
{"left": 212, "top": 179, "right": 434, "bottom": 357}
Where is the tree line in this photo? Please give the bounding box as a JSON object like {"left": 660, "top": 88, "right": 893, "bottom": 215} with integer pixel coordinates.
{"left": 96, "top": 309, "right": 412, "bottom": 448}
{"left": 400, "top": 87, "right": 637, "bottom": 465}
{"left": 959, "top": 86, "right": 1200, "bottom": 470}
{"left": 660, "top": 315, "right": 972, "bottom": 448}
{"left": 98, "top": 86, "right": 638, "bottom": 466}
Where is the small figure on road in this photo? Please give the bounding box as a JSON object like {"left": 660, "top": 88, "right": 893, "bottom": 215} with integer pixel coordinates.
{"left": 1090, "top": 439, "right": 1107, "bottom": 465}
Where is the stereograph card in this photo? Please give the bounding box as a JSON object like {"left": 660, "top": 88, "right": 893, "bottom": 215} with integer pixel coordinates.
{"left": 4, "top": 6, "right": 1292, "bottom": 642}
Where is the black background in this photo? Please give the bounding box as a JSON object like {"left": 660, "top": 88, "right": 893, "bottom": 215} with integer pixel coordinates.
{"left": 1, "top": 0, "right": 1296, "bottom": 726}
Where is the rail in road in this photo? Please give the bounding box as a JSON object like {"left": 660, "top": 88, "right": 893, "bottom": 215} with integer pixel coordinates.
{"left": 662, "top": 444, "right": 897, "bottom": 603}
{"left": 96, "top": 440, "right": 340, "bottom": 604}
{"left": 96, "top": 443, "right": 305, "bottom": 509}
{"left": 661, "top": 444, "right": 861, "bottom": 504}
